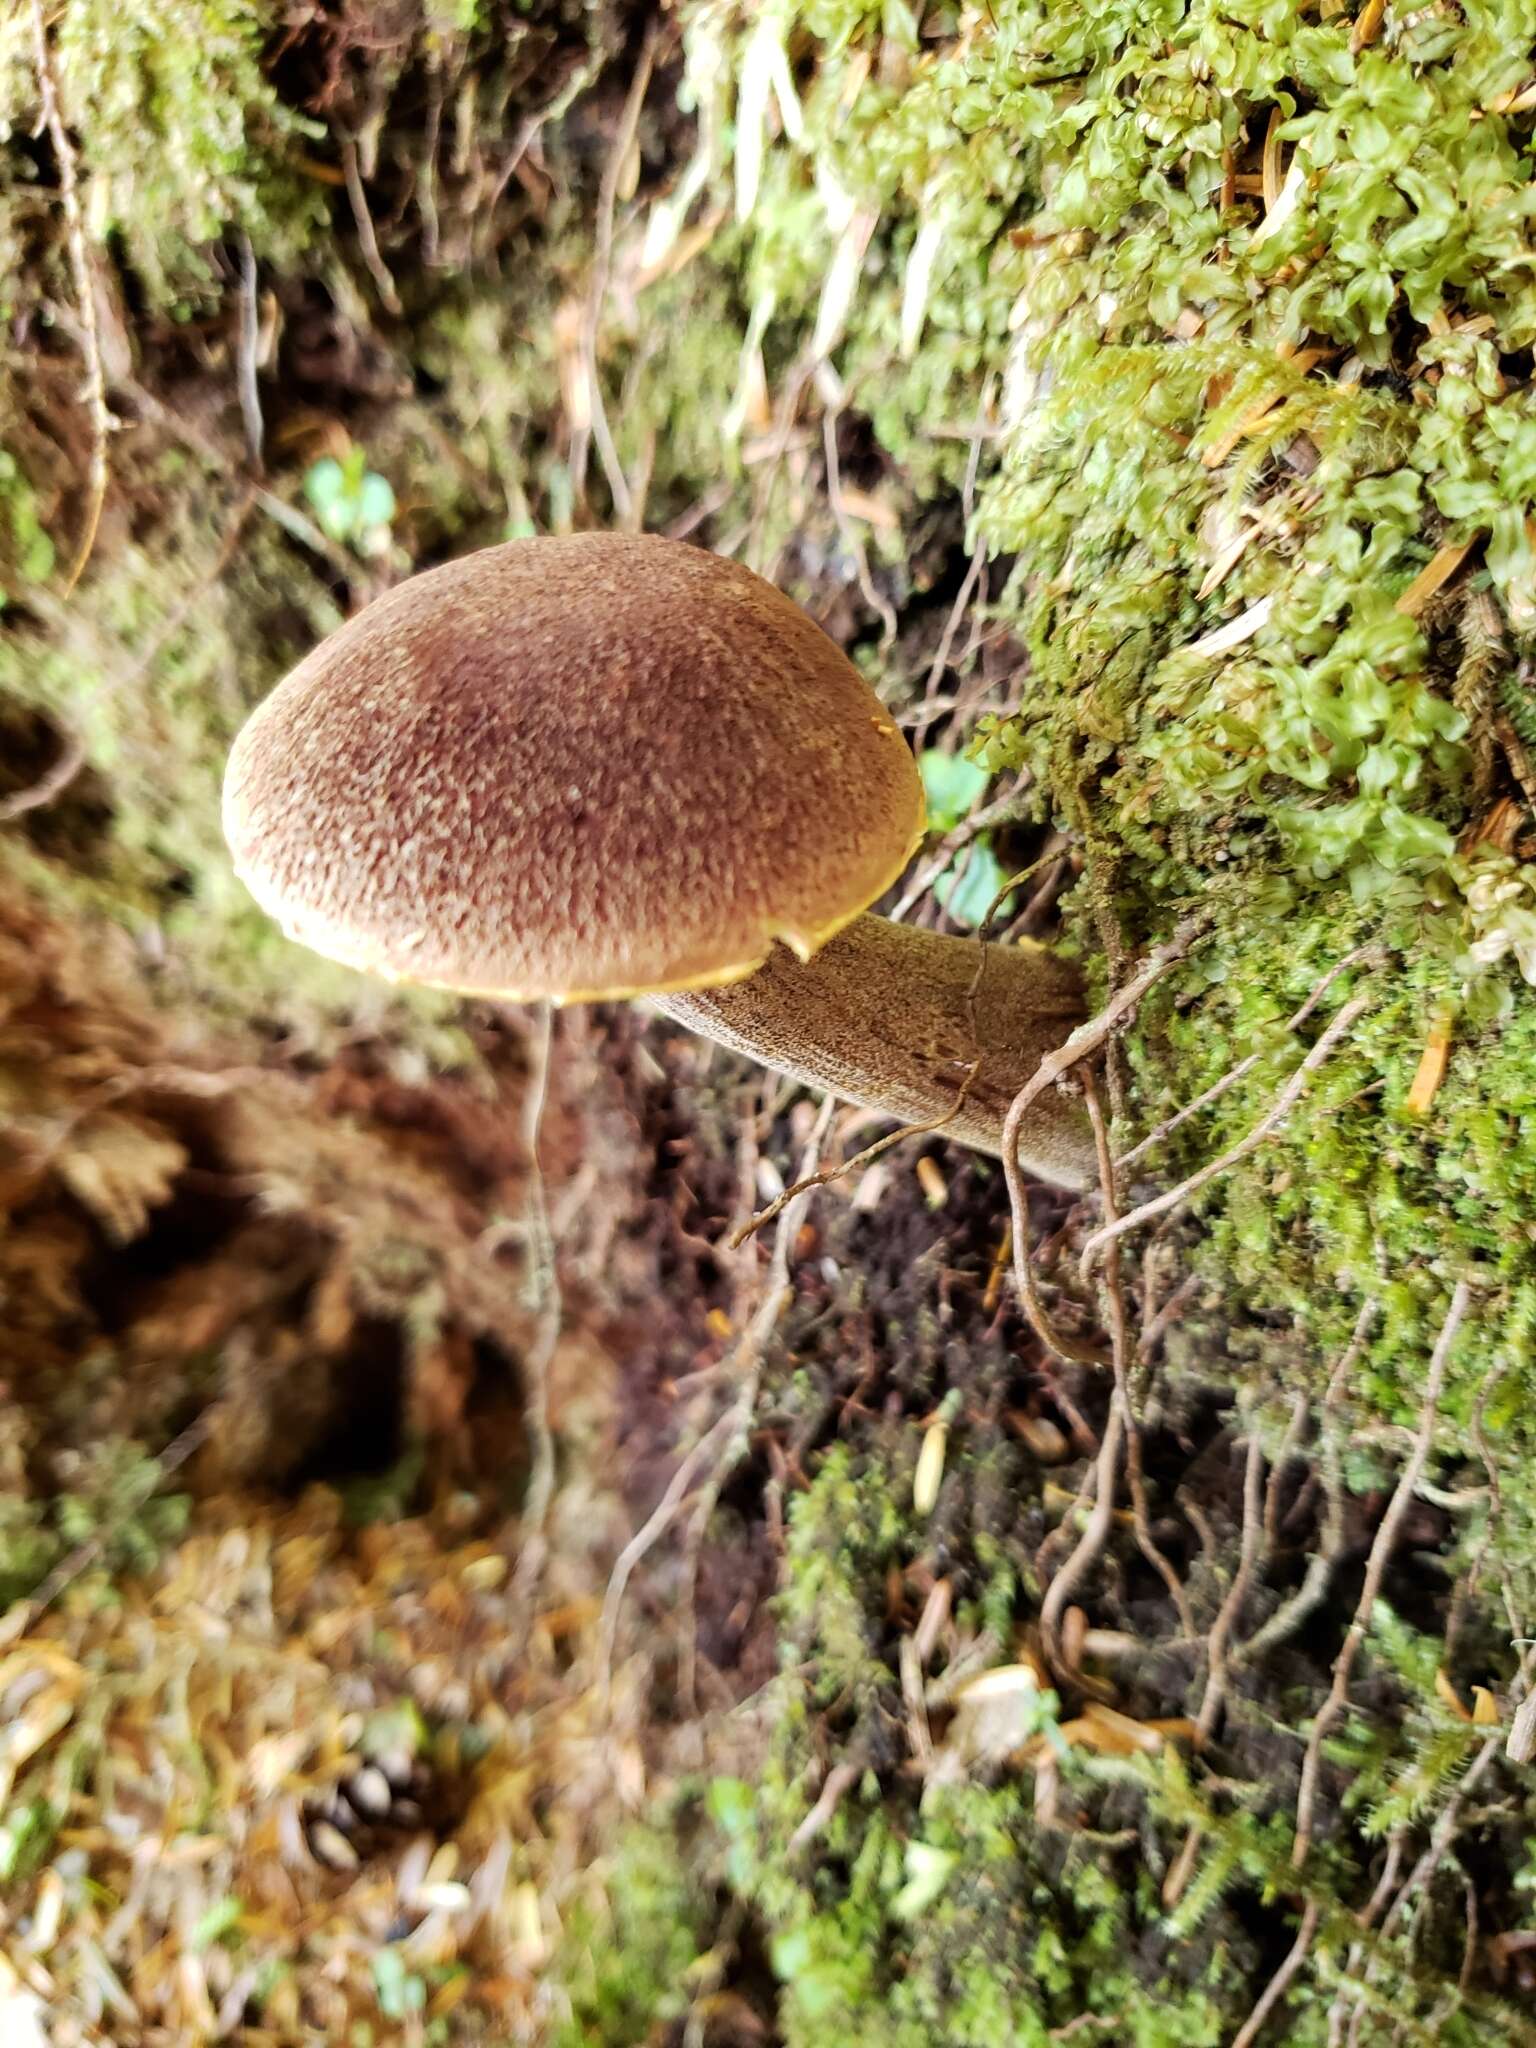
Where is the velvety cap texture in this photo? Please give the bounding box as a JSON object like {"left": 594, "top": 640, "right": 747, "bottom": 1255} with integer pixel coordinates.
{"left": 223, "top": 533, "right": 925, "bottom": 1000}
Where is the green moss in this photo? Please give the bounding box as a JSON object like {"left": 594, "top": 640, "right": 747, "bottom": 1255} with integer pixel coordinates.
{"left": 0, "top": 1427, "right": 191, "bottom": 1610}
{"left": 553, "top": 1821, "right": 714, "bottom": 2048}
{"left": 567, "top": 1443, "right": 1536, "bottom": 2044}
{"left": 0, "top": 0, "right": 322, "bottom": 308}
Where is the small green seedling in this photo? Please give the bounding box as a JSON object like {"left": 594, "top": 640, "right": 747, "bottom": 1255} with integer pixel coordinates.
{"left": 303, "top": 448, "right": 397, "bottom": 557}
{"left": 919, "top": 747, "right": 1016, "bottom": 929}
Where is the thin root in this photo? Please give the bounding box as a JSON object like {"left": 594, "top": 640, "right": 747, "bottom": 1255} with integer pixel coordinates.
{"left": 1292, "top": 1281, "right": 1472, "bottom": 1867}
{"left": 1082, "top": 1071, "right": 1194, "bottom": 1642}
{"left": 1081, "top": 986, "right": 1378, "bottom": 1279}
{"left": 728, "top": 1062, "right": 979, "bottom": 1249}
{"left": 1004, "top": 915, "right": 1208, "bottom": 1366}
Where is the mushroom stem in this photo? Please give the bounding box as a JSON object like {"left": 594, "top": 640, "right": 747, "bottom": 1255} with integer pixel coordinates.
{"left": 653, "top": 913, "right": 1095, "bottom": 1189}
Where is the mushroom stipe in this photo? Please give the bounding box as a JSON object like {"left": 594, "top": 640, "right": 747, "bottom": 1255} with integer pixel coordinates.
{"left": 223, "top": 533, "right": 1095, "bottom": 1188}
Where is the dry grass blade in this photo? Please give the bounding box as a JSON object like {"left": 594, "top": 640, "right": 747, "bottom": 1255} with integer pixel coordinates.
{"left": 1350, "top": 0, "right": 1388, "bottom": 55}
{"left": 1405, "top": 1010, "right": 1453, "bottom": 1117}
{"left": 1261, "top": 107, "right": 1285, "bottom": 210}
{"left": 578, "top": 21, "right": 664, "bottom": 524}
{"left": 1180, "top": 593, "right": 1275, "bottom": 658}
{"left": 1395, "top": 536, "right": 1479, "bottom": 618}
{"left": 1201, "top": 350, "right": 1330, "bottom": 470}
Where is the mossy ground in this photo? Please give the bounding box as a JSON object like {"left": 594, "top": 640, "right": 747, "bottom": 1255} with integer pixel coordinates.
{"left": 6, "top": 1, "right": 1536, "bottom": 2042}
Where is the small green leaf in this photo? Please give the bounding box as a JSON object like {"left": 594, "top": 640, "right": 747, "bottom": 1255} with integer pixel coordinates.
{"left": 770, "top": 1924, "right": 814, "bottom": 1982}
{"left": 706, "top": 1776, "right": 756, "bottom": 1839}
{"left": 934, "top": 844, "right": 1014, "bottom": 929}
{"left": 919, "top": 749, "right": 990, "bottom": 832}
{"left": 356, "top": 472, "right": 397, "bottom": 529}
{"left": 303, "top": 457, "right": 346, "bottom": 512}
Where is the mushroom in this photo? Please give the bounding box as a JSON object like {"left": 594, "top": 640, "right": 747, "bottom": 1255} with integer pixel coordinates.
{"left": 223, "top": 533, "right": 1094, "bottom": 1187}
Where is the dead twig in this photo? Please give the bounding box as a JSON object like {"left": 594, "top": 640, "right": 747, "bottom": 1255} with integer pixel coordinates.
{"left": 1196, "top": 1428, "right": 1264, "bottom": 1739}
{"left": 343, "top": 138, "right": 403, "bottom": 316}
{"left": 1392, "top": 1725, "right": 1508, "bottom": 1948}
{"left": 1137, "top": 1268, "right": 1200, "bottom": 1363}
{"left": 599, "top": 1099, "right": 829, "bottom": 1705}
{"left": 1292, "top": 1281, "right": 1473, "bottom": 1867}
{"left": 678, "top": 1100, "right": 766, "bottom": 1714}
{"left": 29, "top": 0, "right": 112, "bottom": 592}
{"left": 680, "top": 1095, "right": 836, "bottom": 1707}
{"left": 900, "top": 1634, "right": 934, "bottom": 1769}
{"left": 1449, "top": 1361, "right": 1510, "bottom": 1665}
{"left": 1323, "top": 1830, "right": 1407, "bottom": 2045}
{"left": 1495, "top": 714, "right": 1536, "bottom": 818}
{"left": 1003, "top": 914, "right": 1210, "bottom": 1168}
{"left": 1082, "top": 986, "right": 1378, "bottom": 1279}
{"left": 121, "top": 378, "right": 357, "bottom": 578}
{"left": 889, "top": 774, "right": 1035, "bottom": 923}
{"left": 1335, "top": 1645, "right": 1531, "bottom": 2044}
{"left": 0, "top": 729, "right": 86, "bottom": 826}
{"left": 919, "top": 540, "right": 987, "bottom": 718}
{"left": 1264, "top": 1391, "right": 1310, "bottom": 1550}
{"left": 787, "top": 1761, "right": 860, "bottom": 1853}
{"left": 1004, "top": 1171, "right": 1108, "bottom": 1369}
{"left": 596, "top": 1401, "right": 743, "bottom": 1710}
{"left": 1038, "top": 1398, "right": 1126, "bottom": 1675}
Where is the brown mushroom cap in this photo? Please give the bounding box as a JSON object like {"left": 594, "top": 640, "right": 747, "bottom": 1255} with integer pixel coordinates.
{"left": 224, "top": 534, "right": 925, "bottom": 1001}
